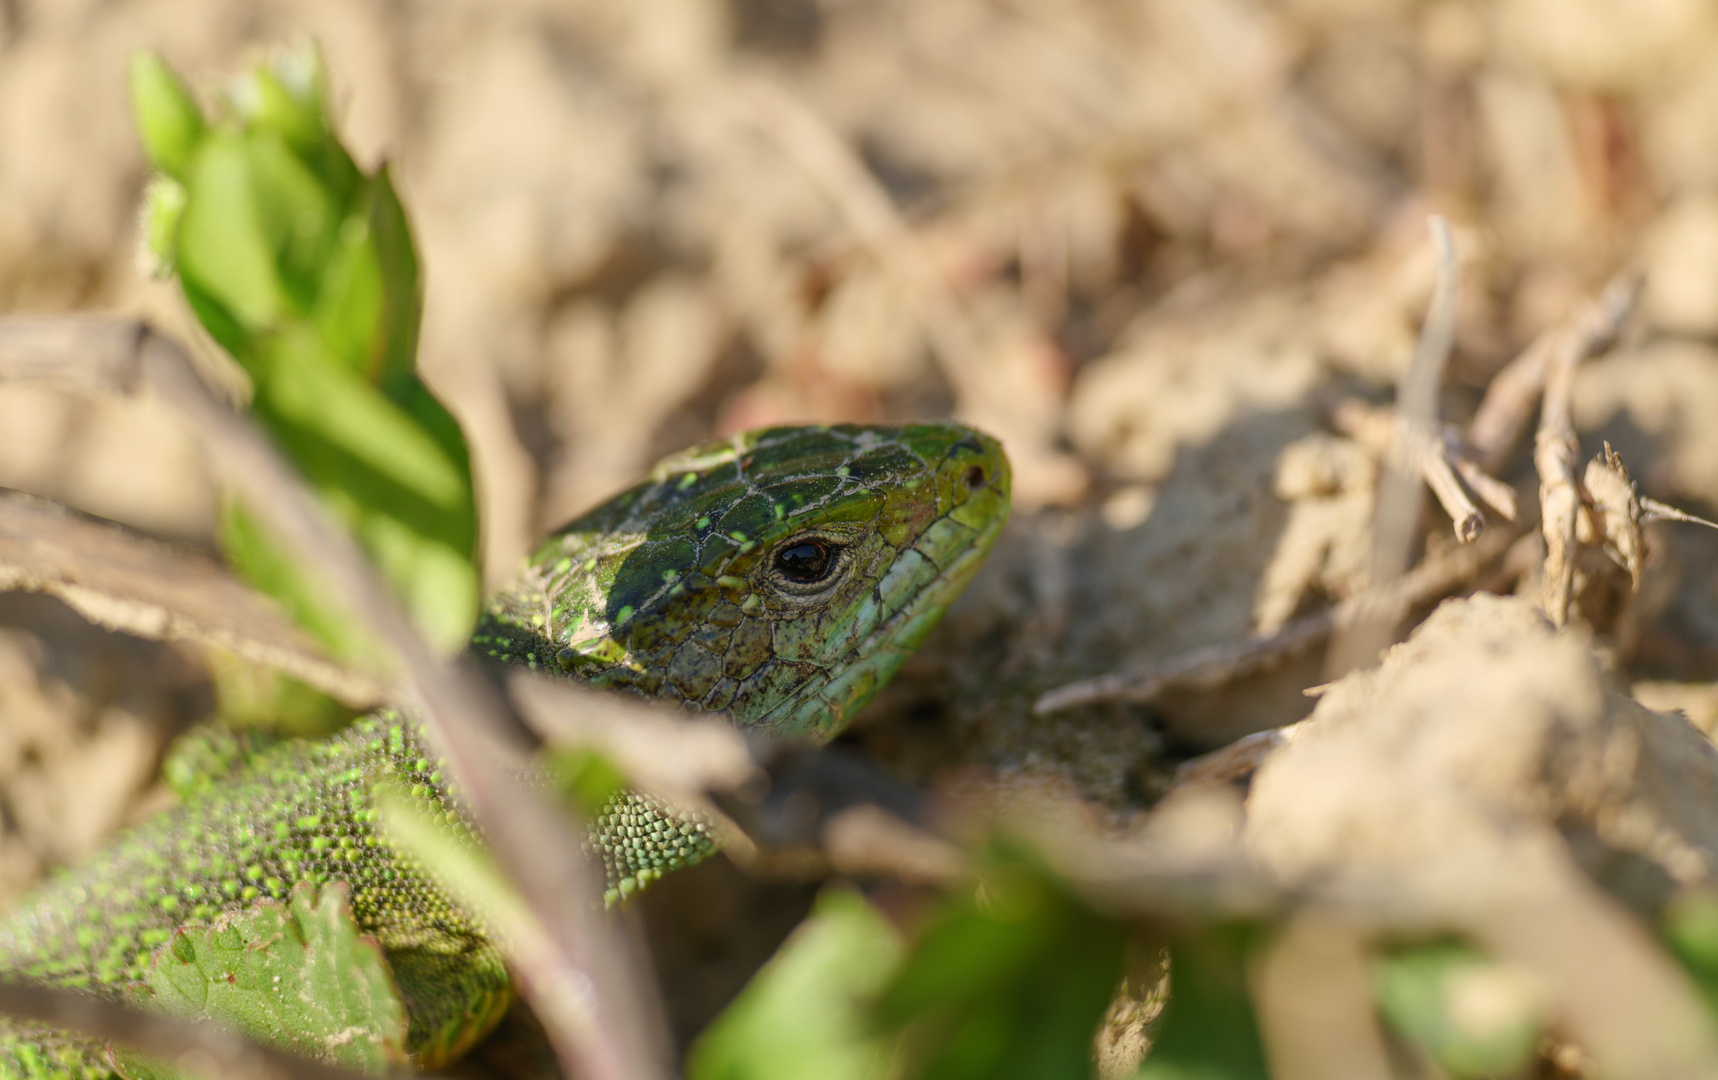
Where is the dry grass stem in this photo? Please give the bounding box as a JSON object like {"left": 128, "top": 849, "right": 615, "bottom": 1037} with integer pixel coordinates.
{"left": 0, "top": 489, "right": 391, "bottom": 708}
{"left": 1325, "top": 217, "right": 1459, "bottom": 677}
{"left": 1330, "top": 398, "right": 1516, "bottom": 541}
{"left": 0, "top": 317, "right": 148, "bottom": 395}
{"left": 505, "top": 670, "right": 760, "bottom": 810}
{"left": 1535, "top": 282, "right": 1644, "bottom": 627}
{"left": 819, "top": 804, "right": 965, "bottom": 887}
{"left": 1640, "top": 497, "right": 1718, "bottom": 530}
{"left": 1469, "top": 275, "right": 1642, "bottom": 472}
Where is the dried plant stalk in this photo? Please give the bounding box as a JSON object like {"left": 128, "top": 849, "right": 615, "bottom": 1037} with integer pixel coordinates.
{"left": 1535, "top": 282, "right": 1644, "bottom": 626}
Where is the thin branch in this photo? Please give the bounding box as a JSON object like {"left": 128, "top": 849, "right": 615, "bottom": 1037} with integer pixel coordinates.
{"left": 1330, "top": 400, "right": 1503, "bottom": 541}
{"left": 1468, "top": 274, "right": 1641, "bottom": 472}
{"left": 1451, "top": 453, "right": 1518, "bottom": 522}
{"left": 1326, "top": 216, "right": 1456, "bottom": 678}
{"left": 0, "top": 316, "right": 148, "bottom": 394}
{"left": 1034, "top": 615, "right": 1330, "bottom": 715}
{"left": 1640, "top": 496, "right": 1718, "bottom": 530}
{"left": 505, "top": 670, "right": 760, "bottom": 809}
{"left": 1421, "top": 448, "right": 1484, "bottom": 542}
{"left": 1330, "top": 399, "right": 1519, "bottom": 539}
{"left": 1535, "top": 281, "right": 1642, "bottom": 627}
{"left": 0, "top": 489, "right": 390, "bottom": 708}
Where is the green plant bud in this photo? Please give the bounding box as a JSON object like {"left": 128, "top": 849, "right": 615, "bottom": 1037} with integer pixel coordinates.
{"left": 130, "top": 52, "right": 206, "bottom": 182}
{"left": 230, "top": 44, "right": 327, "bottom": 154}
{"left": 139, "top": 175, "right": 187, "bottom": 278}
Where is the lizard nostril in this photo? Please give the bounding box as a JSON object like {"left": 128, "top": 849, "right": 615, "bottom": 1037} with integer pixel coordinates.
{"left": 964, "top": 465, "right": 987, "bottom": 490}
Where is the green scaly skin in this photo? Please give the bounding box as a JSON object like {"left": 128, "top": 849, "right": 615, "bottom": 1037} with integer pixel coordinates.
{"left": 0, "top": 421, "right": 1011, "bottom": 1078}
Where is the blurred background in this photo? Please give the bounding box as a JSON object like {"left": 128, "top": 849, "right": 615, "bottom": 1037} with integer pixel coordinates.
{"left": 9, "top": 0, "right": 1718, "bottom": 1065}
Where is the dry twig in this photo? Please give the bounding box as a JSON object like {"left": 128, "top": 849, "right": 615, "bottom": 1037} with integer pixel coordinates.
{"left": 1252, "top": 914, "right": 1394, "bottom": 1080}
{"left": 1329, "top": 398, "right": 1517, "bottom": 541}
{"left": 1561, "top": 445, "right": 1718, "bottom": 610}
{"left": 505, "top": 670, "right": 759, "bottom": 811}
{"left": 1324, "top": 217, "right": 1460, "bottom": 678}
{"left": 0, "top": 490, "right": 390, "bottom": 708}
{"left": 1535, "top": 282, "right": 1645, "bottom": 626}
{"left": 1468, "top": 274, "right": 1641, "bottom": 472}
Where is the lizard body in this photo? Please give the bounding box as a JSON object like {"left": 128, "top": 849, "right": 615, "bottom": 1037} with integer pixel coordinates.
{"left": 0, "top": 421, "right": 1010, "bottom": 1077}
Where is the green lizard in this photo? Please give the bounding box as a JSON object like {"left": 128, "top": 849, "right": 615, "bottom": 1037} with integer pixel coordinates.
{"left": 0, "top": 420, "right": 1010, "bottom": 1078}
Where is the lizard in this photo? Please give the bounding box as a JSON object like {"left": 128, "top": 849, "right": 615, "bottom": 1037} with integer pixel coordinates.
{"left": 0, "top": 419, "right": 1011, "bottom": 1077}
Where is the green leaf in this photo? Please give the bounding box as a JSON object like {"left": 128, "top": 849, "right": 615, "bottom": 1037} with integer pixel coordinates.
{"left": 230, "top": 54, "right": 327, "bottom": 156}
{"left": 218, "top": 499, "right": 390, "bottom": 666}
{"left": 307, "top": 170, "right": 422, "bottom": 385}
{"left": 175, "top": 130, "right": 341, "bottom": 338}
{"left": 874, "top": 846, "right": 1126, "bottom": 1080}
{"left": 368, "top": 166, "right": 423, "bottom": 389}
{"left": 136, "top": 51, "right": 478, "bottom": 655}
{"left": 252, "top": 337, "right": 470, "bottom": 514}
{"left": 224, "top": 338, "right": 480, "bottom": 654}
{"left": 1133, "top": 929, "right": 1268, "bottom": 1080}
{"left": 1373, "top": 941, "right": 1541, "bottom": 1080}
{"left": 312, "top": 209, "right": 386, "bottom": 375}
{"left": 689, "top": 889, "right": 905, "bottom": 1080}
{"left": 130, "top": 53, "right": 205, "bottom": 182}
{"left": 115, "top": 882, "right": 410, "bottom": 1079}
{"left": 174, "top": 132, "right": 294, "bottom": 334}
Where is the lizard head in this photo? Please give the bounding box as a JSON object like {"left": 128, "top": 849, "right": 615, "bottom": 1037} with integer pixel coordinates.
{"left": 477, "top": 421, "right": 1011, "bottom": 740}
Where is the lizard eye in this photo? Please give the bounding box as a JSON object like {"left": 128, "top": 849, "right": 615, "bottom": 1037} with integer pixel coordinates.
{"left": 774, "top": 540, "right": 834, "bottom": 584}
